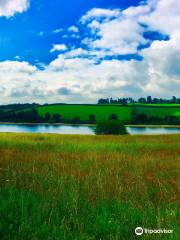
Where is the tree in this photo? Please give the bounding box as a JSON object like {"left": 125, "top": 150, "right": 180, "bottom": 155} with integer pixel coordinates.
{"left": 98, "top": 98, "right": 110, "bottom": 104}
{"left": 28, "top": 109, "right": 40, "bottom": 122}
{"left": 109, "top": 114, "right": 118, "bottom": 120}
{"left": 165, "top": 115, "right": 179, "bottom": 125}
{"left": 72, "top": 117, "right": 81, "bottom": 124}
{"left": 171, "top": 96, "right": 177, "bottom": 104}
{"left": 136, "top": 113, "right": 148, "bottom": 123}
{"left": 17, "top": 108, "right": 41, "bottom": 123}
{"left": 138, "top": 98, "right": 146, "bottom": 103}
{"left": 122, "top": 98, "right": 128, "bottom": 105}
{"left": 97, "top": 96, "right": 180, "bottom": 105}
{"left": 89, "top": 114, "right": 96, "bottom": 123}
{"left": 95, "top": 120, "right": 128, "bottom": 135}
{"left": 148, "top": 116, "right": 162, "bottom": 124}
{"left": 53, "top": 114, "right": 61, "bottom": 123}
{"left": 147, "top": 96, "right": 152, "bottom": 104}
{"left": 44, "top": 112, "right": 51, "bottom": 122}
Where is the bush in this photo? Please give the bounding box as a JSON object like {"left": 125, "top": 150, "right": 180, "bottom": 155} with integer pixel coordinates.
{"left": 44, "top": 112, "right": 51, "bottom": 121}
{"left": 109, "top": 114, "right": 118, "bottom": 120}
{"left": 131, "top": 113, "right": 147, "bottom": 124}
{"left": 89, "top": 114, "right": 96, "bottom": 123}
{"left": 165, "top": 115, "right": 179, "bottom": 125}
{"left": 95, "top": 120, "right": 128, "bottom": 135}
{"left": 52, "top": 114, "right": 61, "bottom": 123}
{"left": 71, "top": 117, "right": 81, "bottom": 124}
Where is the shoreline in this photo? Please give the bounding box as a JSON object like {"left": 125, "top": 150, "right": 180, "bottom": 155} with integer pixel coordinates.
{"left": 0, "top": 122, "right": 94, "bottom": 126}
{"left": 0, "top": 122, "right": 180, "bottom": 128}
{"left": 126, "top": 124, "right": 180, "bottom": 128}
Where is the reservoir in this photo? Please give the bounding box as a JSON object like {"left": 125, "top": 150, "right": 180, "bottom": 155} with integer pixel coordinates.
{"left": 0, "top": 124, "right": 180, "bottom": 135}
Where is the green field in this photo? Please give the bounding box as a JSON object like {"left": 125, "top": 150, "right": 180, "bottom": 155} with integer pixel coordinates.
{"left": 135, "top": 106, "right": 180, "bottom": 118}
{"left": 38, "top": 105, "right": 132, "bottom": 122}
{"left": 0, "top": 133, "right": 179, "bottom": 239}
{"left": 37, "top": 104, "right": 180, "bottom": 122}
{"left": 1, "top": 104, "right": 180, "bottom": 123}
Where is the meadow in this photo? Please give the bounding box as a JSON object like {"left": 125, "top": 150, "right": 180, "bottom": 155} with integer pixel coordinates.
{"left": 37, "top": 105, "right": 132, "bottom": 122}
{"left": 0, "top": 133, "right": 179, "bottom": 239}
{"left": 1, "top": 104, "right": 179, "bottom": 124}
{"left": 37, "top": 104, "right": 180, "bottom": 122}
{"left": 135, "top": 106, "right": 180, "bottom": 118}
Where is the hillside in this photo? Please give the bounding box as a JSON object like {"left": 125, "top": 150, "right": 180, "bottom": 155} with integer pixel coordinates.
{"left": 37, "top": 104, "right": 180, "bottom": 123}
{"left": 0, "top": 103, "right": 180, "bottom": 124}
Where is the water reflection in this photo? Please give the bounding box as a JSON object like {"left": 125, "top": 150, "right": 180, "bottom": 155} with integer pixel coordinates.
{"left": 127, "top": 127, "right": 180, "bottom": 135}
{"left": 0, "top": 124, "right": 95, "bottom": 135}
{"left": 0, "top": 124, "right": 179, "bottom": 135}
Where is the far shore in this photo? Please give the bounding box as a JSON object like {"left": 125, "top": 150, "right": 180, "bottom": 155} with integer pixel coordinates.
{"left": 0, "top": 122, "right": 94, "bottom": 126}
{"left": 126, "top": 124, "right": 180, "bottom": 128}
{"left": 0, "top": 122, "right": 180, "bottom": 128}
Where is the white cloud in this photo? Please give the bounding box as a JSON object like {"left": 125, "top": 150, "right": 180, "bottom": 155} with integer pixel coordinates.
{"left": 81, "top": 7, "right": 149, "bottom": 56}
{"left": 53, "top": 28, "right": 63, "bottom": 34}
{"left": 81, "top": 8, "right": 121, "bottom": 23}
{"left": 0, "top": 61, "right": 36, "bottom": 74}
{"left": 50, "top": 44, "right": 67, "bottom": 53}
{"left": 0, "top": 0, "right": 29, "bottom": 17}
{"left": 0, "top": 0, "right": 180, "bottom": 104}
{"left": 64, "top": 48, "right": 88, "bottom": 58}
{"left": 68, "top": 26, "right": 79, "bottom": 33}
{"left": 140, "top": 36, "right": 180, "bottom": 95}
{"left": 14, "top": 55, "right": 21, "bottom": 60}
{"left": 140, "top": 0, "right": 180, "bottom": 35}
{"left": 88, "top": 18, "right": 147, "bottom": 55}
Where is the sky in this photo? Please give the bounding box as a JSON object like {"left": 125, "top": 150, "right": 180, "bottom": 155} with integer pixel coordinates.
{"left": 0, "top": 0, "right": 179, "bottom": 104}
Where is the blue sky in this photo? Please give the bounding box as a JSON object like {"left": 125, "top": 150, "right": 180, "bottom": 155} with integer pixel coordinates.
{"left": 0, "top": 0, "right": 142, "bottom": 64}
{"left": 0, "top": 0, "right": 179, "bottom": 103}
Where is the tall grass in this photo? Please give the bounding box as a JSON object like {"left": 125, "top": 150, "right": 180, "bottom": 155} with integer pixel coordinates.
{"left": 0, "top": 133, "right": 179, "bottom": 239}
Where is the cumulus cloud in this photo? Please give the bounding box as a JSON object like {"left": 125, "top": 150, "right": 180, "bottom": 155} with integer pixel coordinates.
{"left": 0, "top": 0, "right": 29, "bottom": 17}
{"left": 50, "top": 44, "right": 67, "bottom": 53}
{"left": 57, "top": 87, "right": 71, "bottom": 96}
{"left": 140, "top": 0, "right": 180, "bottom": 35}
{"left": 141, "top": 37, "right": 180, "bottom": 95}
{"left": 81, "top": 7, "right": 149, "bottom": 56}
{"left": 63, "top": 48, "right": 88, "bottom": 58}
{"left": 81, "top": 8, "right": 121, "bottom": 23}
{"left": 0, "top": 0, "right": 180, "bottom": 103}
{"left": 68, "top": 26, "right": 79, "bottom": 33}
{"left": 88, "top": 18, "right": 147, "bottom": 55}
{"left": 0, "top": 61, "right": 36, "bottom": 74}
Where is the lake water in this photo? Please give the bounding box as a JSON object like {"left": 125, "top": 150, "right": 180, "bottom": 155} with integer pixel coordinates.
{"left": 0, "top": 124, "right": 180, "bottom": 135}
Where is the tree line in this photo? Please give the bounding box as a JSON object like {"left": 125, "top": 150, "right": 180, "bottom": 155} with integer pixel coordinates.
{"left": 98, "top": 96, "right": 180, "bottom": 105}
{"left": 0, "top": 109, "right": 96, "bottom": 124}
{"left": 131, "top": 112, "right": 180, "bottom": 125}
{"left": 0, "top": 109, "right": 179, "bottom": 125}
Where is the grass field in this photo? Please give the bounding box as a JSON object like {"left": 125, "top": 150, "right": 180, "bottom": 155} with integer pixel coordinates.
{"left": 37, "top": 104, "right": 180, "bottom": 122}
{"left": 0, "top": 133, "right": 179, "bottom": 239}
{"left": 37, "top": 105, "right": 132, "bottom": 122}
{"left": 135, "top": 106, "right": 180, "bottom": 118}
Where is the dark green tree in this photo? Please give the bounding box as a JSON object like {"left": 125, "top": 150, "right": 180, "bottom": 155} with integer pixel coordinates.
{"left": 136, "top": 113, "right": 148, "bottom": 123}
{"left": 52, "top": 114, "right": 61, "bottom": 123}
{"left": 147, "top": 96, "right": 152, "bottom": 104}
{"left": 109, "top": 114, "right": 118, "bottom": 120}
{"left": 44, "top": 112, "right": 51, "bottom": 122}
{"left": 89, "top": 114, "right": 96, "bottom": 123}
{"left": 72, "top": 117, "right": 81, "bottom": 124}
{"left": 95, "top": 120, "right": 128, "bottom": 135}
